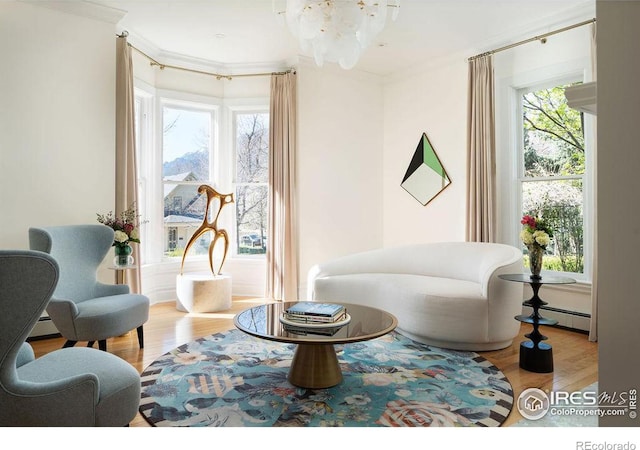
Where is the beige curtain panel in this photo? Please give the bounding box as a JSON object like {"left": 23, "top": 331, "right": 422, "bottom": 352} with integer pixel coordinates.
{"left": 115, "top": 35, "right": 141, "bottom": 293}
{"left": 466, "top": 55, "right": 497, "bottom": 243}
{"left": 266, "top": 72, "right": 298, "bottom": 301}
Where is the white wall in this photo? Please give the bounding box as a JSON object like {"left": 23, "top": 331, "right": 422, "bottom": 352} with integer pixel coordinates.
{"left": 596, "top": 0, "right": 640, "bottom": 427}
{"left": 297, "top": 61, "right": 385, "bottom": 297}
{"left": 0, "top": 2, "right": 117, "bottom": 262}
{"left": 382, "top": 59, "right": 468, "bottom": 247}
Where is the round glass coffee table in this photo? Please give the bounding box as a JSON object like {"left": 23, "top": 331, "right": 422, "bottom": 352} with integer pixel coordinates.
{"left": 234, "top": 302, "right": 397, "bottom": 389}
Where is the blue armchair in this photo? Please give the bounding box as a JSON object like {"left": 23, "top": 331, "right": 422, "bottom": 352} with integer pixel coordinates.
{"left": 0, "top": 250, "right": 141, "bottom": 426}
{"left": 29, "top": 225, "right": 149, "bottom": 352}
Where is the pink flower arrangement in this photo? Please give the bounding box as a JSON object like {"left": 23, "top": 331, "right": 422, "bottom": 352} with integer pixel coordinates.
{"left": 520, "top": 214, "right": 552, "bottom": 249}
{"left": 96, "top": 204, "right": 141, "bottom": 248}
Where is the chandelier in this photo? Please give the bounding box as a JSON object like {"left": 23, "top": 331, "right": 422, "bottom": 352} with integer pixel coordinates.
{"left": 282, "top": 0, "right": 401, "bottom": 70}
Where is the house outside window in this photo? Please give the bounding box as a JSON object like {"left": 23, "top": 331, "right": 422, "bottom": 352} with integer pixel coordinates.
{"left": 162, "top": 102, "right": 216, "bottom": 259}
{"left": 516, "top": 78, "right": 592, "bottom": 280}
{"left": 168, "top": 227, "right": 177, "bottom": 251}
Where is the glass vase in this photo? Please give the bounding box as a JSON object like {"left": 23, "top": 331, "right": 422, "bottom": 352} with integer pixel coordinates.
{"left": 527, "top": 245, "right": 543, "bottom": 280}
{"left": 114, "top": 244, "right": 134, "bottom": 267}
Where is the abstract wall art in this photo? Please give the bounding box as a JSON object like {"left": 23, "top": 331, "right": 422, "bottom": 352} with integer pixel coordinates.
{"left": 401, "top": 132, "right": 451, "bottom": 206}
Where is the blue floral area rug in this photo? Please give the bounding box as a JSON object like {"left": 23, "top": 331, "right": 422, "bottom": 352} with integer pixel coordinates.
{"left": 139, "top": 329, "right": 513, "bottom": 427}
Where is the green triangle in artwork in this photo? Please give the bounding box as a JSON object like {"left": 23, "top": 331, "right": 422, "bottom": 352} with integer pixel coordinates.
{"left": 422, "top": 134, "right": 447, "bottom": 179}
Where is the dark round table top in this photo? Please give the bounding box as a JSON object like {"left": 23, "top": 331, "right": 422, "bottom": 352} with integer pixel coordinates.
{"left": 499, "top": 273, "right": 577, "bottom": 285}
{"left": 234, "top": 301, "right": 397, "bottom": 345}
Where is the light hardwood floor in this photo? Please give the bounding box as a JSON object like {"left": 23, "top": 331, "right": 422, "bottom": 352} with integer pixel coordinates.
{"left": 28, "top": 297, "right": 598, "bottom": 427}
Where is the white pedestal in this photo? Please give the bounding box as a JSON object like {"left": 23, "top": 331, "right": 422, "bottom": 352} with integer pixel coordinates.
{"left": 176, "top": 273, "right": 232, "bottom": 313}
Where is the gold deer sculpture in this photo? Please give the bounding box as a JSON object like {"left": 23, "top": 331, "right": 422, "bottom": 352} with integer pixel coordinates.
{"left": 179, "top": 185, "right": 234, "bottom": 276}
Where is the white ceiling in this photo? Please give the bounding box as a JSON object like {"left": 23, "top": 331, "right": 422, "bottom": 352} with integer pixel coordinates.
{"left": 87, "top": 0, "right": 595, "bottom": 76}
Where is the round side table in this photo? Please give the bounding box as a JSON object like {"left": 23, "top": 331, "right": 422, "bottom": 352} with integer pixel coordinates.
{"left": 499, "top": 273, "right": 576, "bottom": 373}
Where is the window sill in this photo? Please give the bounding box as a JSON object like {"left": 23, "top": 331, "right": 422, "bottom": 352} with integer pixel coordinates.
{"left": 142, "top": 256, "right": 266, "bottom": 270}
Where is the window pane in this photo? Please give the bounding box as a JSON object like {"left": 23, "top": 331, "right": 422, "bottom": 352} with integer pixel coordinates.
{"left": 163, "top": 106, "right": 211, "bottom": 181}
{"left": 164, "top": 186, "right": 211, "bottom": 257}
{"left": 522, "top": 179, "right": 584, "bottom": 274}
{"left": 236, "top": 184, "right": 268, "bottom": 255}
{"left": 522, "top": 83, "right": 585, "bottom": 177}
{"left": 236, "top": 113, "right": 269, "bottom": 184}
{"left": 234, "top": 111, "right": 269, "bottom": 257}
{"left": 162, "top": 105, "right": 214, "bottom": 261}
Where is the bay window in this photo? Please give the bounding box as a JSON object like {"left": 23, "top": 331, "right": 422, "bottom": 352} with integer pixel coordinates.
{"left": 133, "top": 88, "right": 270, "bottom": 270}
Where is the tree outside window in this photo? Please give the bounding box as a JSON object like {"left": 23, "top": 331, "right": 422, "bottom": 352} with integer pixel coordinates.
{"left": 235, "top": 112, "right": 269, "bottom": 256}
{"left": 520, "top": 82, "right": 586, "bottom": 274}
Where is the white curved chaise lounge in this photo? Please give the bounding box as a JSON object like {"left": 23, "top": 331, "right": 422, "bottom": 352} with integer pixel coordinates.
{"left": 307, "top": 242, "right": 524, "bottom": 351}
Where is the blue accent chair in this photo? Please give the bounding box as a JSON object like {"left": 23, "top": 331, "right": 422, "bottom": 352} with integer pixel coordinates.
{"left": 0, "top": 250, "right": 141, "bottom": 426}
{"left": 29, "top": 225, "right": 149, "bottom": 352}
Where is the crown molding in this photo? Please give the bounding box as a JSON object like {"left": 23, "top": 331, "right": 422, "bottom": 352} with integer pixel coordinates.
{"left": 20, "top": 0, "right": 126, "bottom": 24}
{"left": 467, "top": 1, "right": 595, "bottom": 60}
{"left": 385, "top": 1, "right": 595, "bottom": 84}
{"left": 382, "top": 48, "right": 469, "bottom": 85}
{"left": 158, "top": 50, "right": 293, "bottom": 77}
{"left": 122, "top": 28, "right": 294, "bottom": 78}
{"left": 297, "top": 56, "right": 384, "bottom": 84}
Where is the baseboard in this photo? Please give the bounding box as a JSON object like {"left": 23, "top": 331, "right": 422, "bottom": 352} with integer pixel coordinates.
{"left": 521, "top": 305, "right": 591, "bottom": 332}
{"left": 142, "top": 259, "right": 266, "bottom": 303}
{"left": 550, "top": 323, "right": 589, "bottom": 335}
{"left": 28, "top": 316, "right": 60, "bottom": 339}
{"left": 27, "top": 332, "right": 61, "bottom": 341}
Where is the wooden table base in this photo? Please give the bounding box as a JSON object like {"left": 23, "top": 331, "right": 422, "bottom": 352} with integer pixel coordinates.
{"left": 288, "top": 343, "right": 342, "bottom": 389}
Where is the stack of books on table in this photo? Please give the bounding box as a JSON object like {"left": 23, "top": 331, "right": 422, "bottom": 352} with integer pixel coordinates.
{"left": 283, "top": 302, "right": 347, "bottom": 325}
{"left": 281, "top": 302, "right": 348, "bottom": 336}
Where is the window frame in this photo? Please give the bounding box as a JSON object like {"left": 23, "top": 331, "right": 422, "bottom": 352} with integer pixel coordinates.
{"left": 133, "top": 83, "right": 155, "bottom": 266}
{"left": 159, "top": 95, "right": 220, "bottom": 262}
{"left": 225, "top": 100, "right": 270, "bottom": 259}
{"left": 512, "top": 75, "right": 594, "bottom": 282}
{"left": 134, "top": 88, "right": 271, "bottom": 266}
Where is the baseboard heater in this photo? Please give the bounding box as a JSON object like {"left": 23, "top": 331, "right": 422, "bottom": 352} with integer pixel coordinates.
{"left": 522, "top": 305, "right": 591, "bottom": 335}
{"left": 539, "top": 305, "right": 591, "bottom": 318}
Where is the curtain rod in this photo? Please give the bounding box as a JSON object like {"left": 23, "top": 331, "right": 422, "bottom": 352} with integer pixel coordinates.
{"left": 467, "top": 18, "right": 596, "bottom": 62}
{"left": 117, "top": 31, "right": 294, "bottom": 80}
